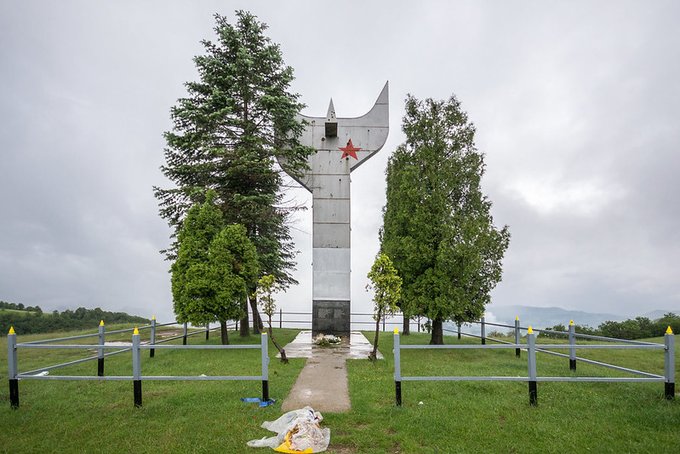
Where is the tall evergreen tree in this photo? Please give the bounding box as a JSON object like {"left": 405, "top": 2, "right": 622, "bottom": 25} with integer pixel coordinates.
{"left": 154, "top": 11, "right": 313, "bottom": 336}
{"left": 381, "top": 94, "right": 510, "bottom": 344}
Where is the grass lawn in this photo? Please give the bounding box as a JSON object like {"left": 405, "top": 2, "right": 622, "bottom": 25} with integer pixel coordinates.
{"left": 1, "top": 327, "right": 678, "bottom": 453}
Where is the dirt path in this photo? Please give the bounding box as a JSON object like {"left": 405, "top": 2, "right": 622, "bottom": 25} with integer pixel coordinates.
{"left": 280, "top": 331, "right": 381, "bottom": 413}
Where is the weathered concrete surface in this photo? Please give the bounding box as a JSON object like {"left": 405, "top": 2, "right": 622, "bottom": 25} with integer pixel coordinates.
{"left": 278, "top": 83, "right": 389, "bottom": 335}
{"left": 280, "top": 331, "right": 382, "bottom": 413}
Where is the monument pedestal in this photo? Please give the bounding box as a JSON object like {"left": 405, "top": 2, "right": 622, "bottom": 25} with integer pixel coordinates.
{"left": 312, "top": 300, "right": 350, "bottom": 336}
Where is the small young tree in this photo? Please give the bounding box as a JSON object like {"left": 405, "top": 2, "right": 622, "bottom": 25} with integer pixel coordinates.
{"left": 257, "top": 274, "right": 288, "bottom": 363}
{"left": 366, "top": 253, "right": 402, "bottom": 361}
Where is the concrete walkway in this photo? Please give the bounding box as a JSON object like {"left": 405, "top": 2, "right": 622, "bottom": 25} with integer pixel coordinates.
{"left": 280, "top": 331, "right": 381, "bottom": 413}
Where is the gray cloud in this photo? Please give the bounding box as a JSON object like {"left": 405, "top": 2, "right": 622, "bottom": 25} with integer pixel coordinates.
{"left": 1, "top": 1, "right": 679, "bottom": 323}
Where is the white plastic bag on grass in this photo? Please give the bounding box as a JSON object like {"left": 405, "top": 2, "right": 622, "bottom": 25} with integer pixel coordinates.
{"left": 247, "top": 406, "right": 330, "bottom": 453}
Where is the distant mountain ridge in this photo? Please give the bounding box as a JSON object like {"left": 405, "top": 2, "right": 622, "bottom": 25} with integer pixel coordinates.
{"left": 484, "top": 305, "right": 679, "bottom": 330}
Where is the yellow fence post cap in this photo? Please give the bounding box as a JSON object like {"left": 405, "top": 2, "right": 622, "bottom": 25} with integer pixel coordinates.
{"left": 569, "top": 320, "right": 574, "bottom": 326}
{"left": 394, "top": 327, "right": 399, "bottom": 334}
{"left": 100, "top": 320, "right": 105, "bottom": 327}
{"left": 262, "top": 331, "right": 267, "bottom": 336}
{"left": 515, "top": 315, "right": 519, "bottom": 321}
{"left": 667, "top": 326, "right": 674, "bottom": 335}
{"left": 133, "top": 327, "right": 139, "bottom": 335}
{"left": 527, "top": 326, "right": 534, "bottom": 335}
{"left": 152, "top": 315, "right": 156, "bottom": 321}
{"left": 8, "top": 326, "right": 15, "bottom": 335}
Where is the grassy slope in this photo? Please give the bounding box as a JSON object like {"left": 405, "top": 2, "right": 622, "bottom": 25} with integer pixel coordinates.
{"left": 1, "top": 328, "right": 678, "bottom": 453}
{"left": 0, "top": 309, "right": 33, "bottom": 316}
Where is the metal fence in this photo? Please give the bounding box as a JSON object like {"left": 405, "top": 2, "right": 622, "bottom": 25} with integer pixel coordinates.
{"left": 273, "top": 310, "right": 425, "bottom": 332}
{"left": 6, "top": 321, "right": 269, "bottom": 409}
{"left": 393, "top": 320, "right": 675, "bottom": 406}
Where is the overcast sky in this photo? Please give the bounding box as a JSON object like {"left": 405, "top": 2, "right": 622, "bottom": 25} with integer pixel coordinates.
{"left": 1, "top": 1, "right": 679, "bottom": 323}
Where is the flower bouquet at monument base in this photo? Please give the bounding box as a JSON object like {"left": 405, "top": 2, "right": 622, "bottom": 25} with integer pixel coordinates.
{"left": 312, "top": 334, "right": 342, "bottom": 346}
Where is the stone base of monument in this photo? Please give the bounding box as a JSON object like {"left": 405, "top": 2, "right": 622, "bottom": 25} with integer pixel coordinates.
{"left": 311, "top": 300, "right": 350, "bottom": 336}
{"left": 279, "top": 331, "right": 382, "bottom": 360}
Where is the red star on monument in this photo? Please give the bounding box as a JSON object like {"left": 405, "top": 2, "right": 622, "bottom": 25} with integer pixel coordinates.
{"left": 339, "top": 138, "right": 361, "bottom": 160}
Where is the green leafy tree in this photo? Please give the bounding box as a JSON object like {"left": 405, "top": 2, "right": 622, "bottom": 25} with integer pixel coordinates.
{"left": 208, "top": 224, "right": 259, "bottom": 344}
{"left": 381, "top": 94, "right": 510, "bottom": 344}
{"left": 257, "top": 274, "right": 288, "bottom": 363}
{"left": 366, "top": 253, "right": 402, "bottom": 360}
{"left": 380, "top": 147, "right": 420, "bottom": 335}
{"left": 155, "top": 11, "right": 313, "bottom": 337}
{"left": 171, "top": 191, "right": 224, "bottom": 324}
{"left": 171, "top": 191, "right": 259, "bottom": 344}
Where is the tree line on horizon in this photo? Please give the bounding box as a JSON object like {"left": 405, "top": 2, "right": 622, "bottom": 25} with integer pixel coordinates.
{"left": 0, "top": 301, "right": 150, "bottom": 336}
{"left": 541, "top": 313, "right": 679, "bottom": 340}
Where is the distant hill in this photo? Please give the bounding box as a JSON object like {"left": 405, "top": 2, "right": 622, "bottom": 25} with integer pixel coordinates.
{"left": 640, "top": 309, "right": 680, "bottom": 320}
{"left": 485, "top": 305, "right": 627, "bottom": 330}
{"left": 482, "top": 305, "right": 680, "bottom": 330}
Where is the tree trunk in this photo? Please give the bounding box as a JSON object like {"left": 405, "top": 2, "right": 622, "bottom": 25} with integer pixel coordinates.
{"left": 240, "top": 300, "right": 250, "bottom": 337}
{"left": 369, "top": 309, "right": 382, "bottom": 361}
{"left": 267, "top": 316, "right": 288, "bottom": 363}
{"left": 249, "top": 291, "right": 263, "bottom": 334}
{"left": 220, "top": 320, "right": 229, "bottom": 345}
{"left": 430, "top": 319, "right": 444, "bottom": 345}
{"left": 402, "top": 315, "right": 410, "bottom": 335}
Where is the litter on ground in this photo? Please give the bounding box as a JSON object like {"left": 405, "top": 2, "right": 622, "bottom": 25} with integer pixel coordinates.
{"left": 241, "top": 397, "right": 277, "bottom": 407}
{"left": 247, "top": 406, "right": 330, "bottom": 453}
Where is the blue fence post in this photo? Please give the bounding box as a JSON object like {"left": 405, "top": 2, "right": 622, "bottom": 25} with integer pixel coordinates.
{"left": 665, "top": 326, "right": 675, "bottom": 400}
{"left": 98, "top": 320, "right": 105, "bottom": 377}
{"left": 394, "top": 328, "right": 402, "bottom": 406}
{"left": 527, "top": 327, "right": 538, "bottom": 406}
{"left": 183, "top": 322, "right": 188, "bottom": 345}
{"left": 481, "top": 316, "right": 486, "bottom": 345}
{"left": 515, "top": 316, "right": 521, "bottom": 358}
{"left": 7, "top": 326, "right": 19, "bottom": 408}
{"left": 279, "top": 308, "right": 283, "bottom": 329}
{"left": 206, "top": 323, "right": 210, "bottom": 341}
{"left": 132, "top": 328, "right": 142, "bottom": 407}
{"left": 150, "top": 316, "right": 156, "bottom": 358}
{"left": 569, "top": 320, "right": 577, "bottom": 371}
{"left": 261, "top": 332, "right": 269, "bottom": 402}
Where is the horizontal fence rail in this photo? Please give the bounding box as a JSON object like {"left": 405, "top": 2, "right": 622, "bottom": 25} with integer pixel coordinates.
{"left": 6, "top": 320, "right": 268, "bottom": 408}
{"left": 394, "top": 322, "right": 675, "bottom": 406}
{"left": 272, "top": 310, "right": 429, "bottom": 333}
{"left": 7, "top": 311, "right": 677, "bottom": 410}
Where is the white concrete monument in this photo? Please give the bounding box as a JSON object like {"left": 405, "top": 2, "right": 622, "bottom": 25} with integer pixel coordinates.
{"left": 282, "top": 83, "right": 389, "bottom": 335}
